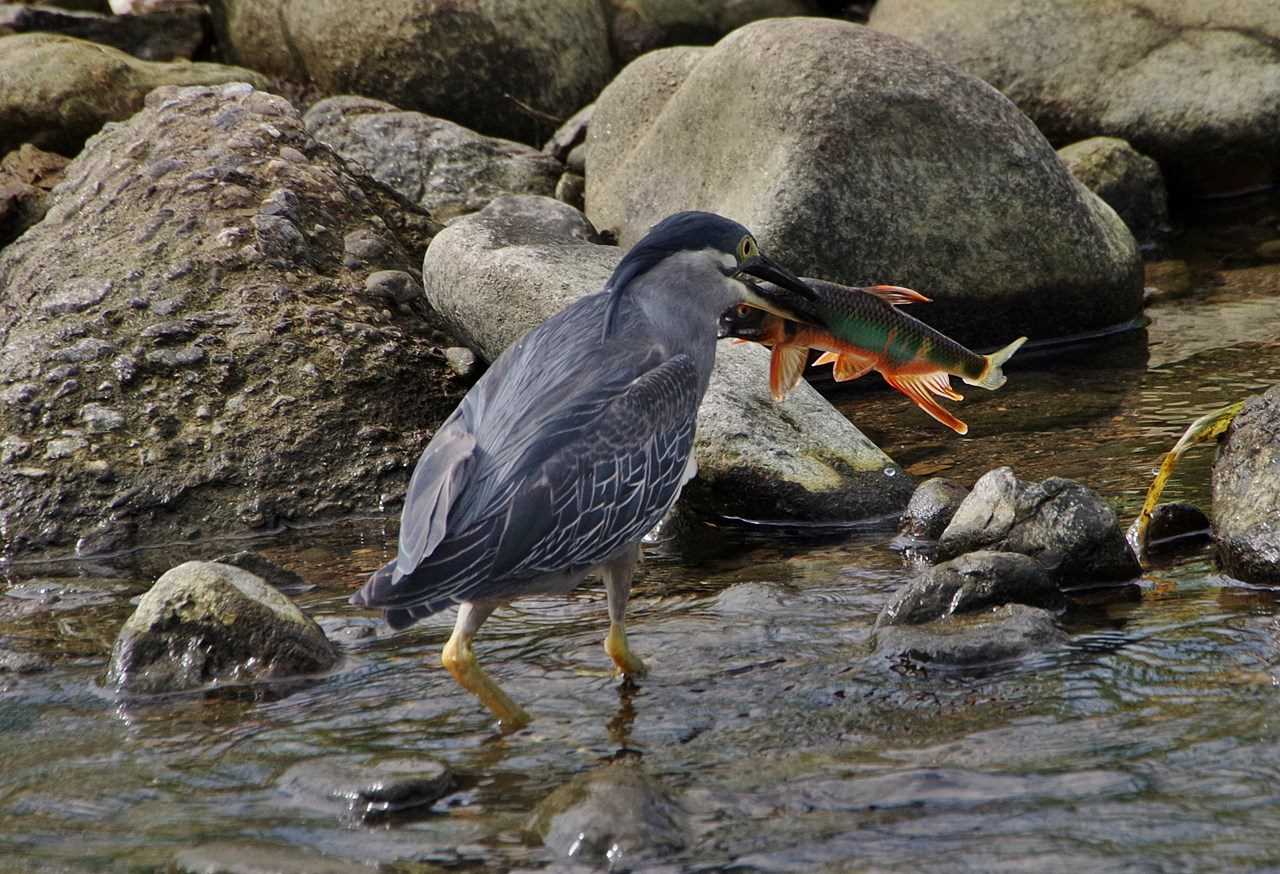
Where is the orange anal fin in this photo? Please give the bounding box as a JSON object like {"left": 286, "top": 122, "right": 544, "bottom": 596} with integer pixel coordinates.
{"left": 919, "top": 369, "right": 963, "bottom": 401}
{"left": 814, "top": 351, "right": 839, "bottom": 366}
{"left": 864, "top": 284, "right": 931, "bottom": 305}
{"left": 883, "top": 373, "right": 969, "bottom": 435}
{"left": 769, "top": 345, "right": 810, "bottom": 402}
{"left": 833, "top": 353, "right": 877, "bottom": 382}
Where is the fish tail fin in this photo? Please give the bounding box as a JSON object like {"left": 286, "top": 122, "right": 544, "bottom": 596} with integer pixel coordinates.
{"left": 769, "top": 345, "right": 810, "bottom": 401}
{"left": 965, "top": 336, "right": 1027, "bottom": 390}
{"left": 883, "top": 373, "right": 969, "bottom": 435}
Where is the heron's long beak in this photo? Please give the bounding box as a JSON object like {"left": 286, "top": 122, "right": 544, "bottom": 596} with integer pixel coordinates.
{"left": 738, "top": 255, "right": 820, "bottom": 324}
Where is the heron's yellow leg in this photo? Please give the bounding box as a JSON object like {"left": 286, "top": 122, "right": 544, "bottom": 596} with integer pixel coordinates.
{"left": 1134, "top": 400, "right": 1244, "bottom": 565}
{"left": 602, "top": 544, "right": 647, "bottom": 678}
{"left": 441, "top": 603, "right": 530, "bottom": 731}
{"left": 605, "top": 620, "right": 648, "bottom": 678}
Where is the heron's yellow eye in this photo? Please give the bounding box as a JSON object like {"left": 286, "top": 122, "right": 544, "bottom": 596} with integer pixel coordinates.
{"left": 737, "top": 235, "right": 759, "bottom": 261}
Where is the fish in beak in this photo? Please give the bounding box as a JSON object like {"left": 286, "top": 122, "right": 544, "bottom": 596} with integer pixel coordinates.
{"left": 736, "top": 255, "right": 821, "bottom": 324}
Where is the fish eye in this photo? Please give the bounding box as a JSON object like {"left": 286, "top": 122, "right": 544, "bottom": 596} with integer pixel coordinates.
{"left": 736, "top": 304, "right": 753, "bottom": 318}
{"left": 737, "top": 235, "right": 759, "bottom": 261}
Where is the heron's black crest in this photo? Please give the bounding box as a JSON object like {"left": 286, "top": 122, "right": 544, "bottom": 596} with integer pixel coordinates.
{"left": 602, "top": 211, "right": 751, "bottom": 339}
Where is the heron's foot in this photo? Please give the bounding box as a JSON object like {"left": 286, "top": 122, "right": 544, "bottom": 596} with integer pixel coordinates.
{"left": 442, "top": 634, "right": 531, "bottom": 732}
{"left": 604, "top": 621, "right": 648, "bottom": 679}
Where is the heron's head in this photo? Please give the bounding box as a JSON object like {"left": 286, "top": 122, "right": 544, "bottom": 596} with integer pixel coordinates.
{"left": 602, "top": 211, "right": 816, "bottom": 338}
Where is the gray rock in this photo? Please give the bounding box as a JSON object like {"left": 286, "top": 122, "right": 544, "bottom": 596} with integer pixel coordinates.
{"left": 443, "top": 346, "right": 478, "bottom": 379}
{"left": 304, "top": 95, "right": 563, "bottom": 222}
{"left": 527, "top": 763, "right": 687, "bottom": 865}
{"left": 105, "top": 561, "right": 338, "bottom": 694}
{"left": 279, "top": 755, "right": 455, "bottom": 823}
{"left": 899, "top": 477, "right": 970, "bottom": 540}
{"left": 875, "top": 603, "right": 1068, "bottom": 667}
{"left": 0, "top": 82, "right": 466, "bottom": 558}
{"left": 0, "top": 647, "right": 48, "bottom": 674}
{"left": 1058, "top": 137, "right": 1168, "bottom": 244}
{"left": 0, "top": 32, "right": 267, "bottom": 156}
{"left": 937, "top": 467, "right": 1140, "bottom": 583}
{"left": 422, "top": 194, "right": 913, "bottom": 522}
{"left": 554, "top": 171, "right": 585, "bottom": 211}
{"left": 604, "top": 0, "right": 818, "bottom": 64}
{"left": 1213, "top": 385, "right": 1280, "bottom": 584}
{"left": 586, "top": 19, "right": 1142, "bottom": 348}
{"left": 209, "top": 0, "right": 613, "bottom": 144}
{"left": 173, "top": 843, "right": 370, "bottom": 874}
{"left": 0, "top": 4, "right": 206, "bottom": 61}
{"left": 877, "top": 551, "right": 1063, "bottom": 627}
{"left": 870, "top": 0, "right": 1280, "bottom": 197}
{"left": 362, "top": 269, "right": 421, "bottom": 305}
{"left": 543, "top": 101, "right": 593, "bottom": 162}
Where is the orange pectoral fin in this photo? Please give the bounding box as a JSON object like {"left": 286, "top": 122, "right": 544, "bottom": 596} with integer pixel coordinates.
{"left": 769, "top": 345, "right": 810, "bottom": 402}
{"left": 883, "top": 373, "right": 969, "bottom": 435}
{"left": 864, "top": 285, "right": 931, "bottom": 305}
{"left": 833, "top": 353, "right": 877, "bottom": 382}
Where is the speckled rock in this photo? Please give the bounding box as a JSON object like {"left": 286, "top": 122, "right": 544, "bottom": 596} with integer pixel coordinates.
{"left": 1058, "top": 137, "right": 1168, "bottom": 244}
{"left": 877, "top": 551, "right": 1063, "bottom": 627}
{"left": 899, "top": 477, "right": 970, "bottom": 540}
{"left": 208, "top": 0, "right": 612, "bottom": 145}
{"left": 106, "top": 560, "right": 337, "bottom": 693}
{"left": 304, "top": 95, "right": 563, "bottom": 223}
{"left": 0, "top": 3, "right": 206, "bottom": 60}
{"left": 0, "top": 83, "right": 464, "bottom": 558}
{"left": 937, "top": 467, "right": 1140, "bottom": 583}
{"left": 1213, "top": 386, "right": 1280, "bottom": 584}
{"left": 527, "top": 763, "right": 687, "bottom": 866}
{"left": 0, "top": 32, "right": 266, "bottom": 156}
{"left": 586, "top": 18, "right": 1142, "bottom": 348}
{"left": 422, "top": 194, "right": 914, "bottom": 523}
{"left": 871, "top": 0, "right": 1280, "bottom": 197}
{"left": 604, "top": 0, "right": 818, "bottom": 63}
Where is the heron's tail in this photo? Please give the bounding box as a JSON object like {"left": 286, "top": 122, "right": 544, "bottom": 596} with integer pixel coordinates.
{"left": 349, "top": 559, "right": 448, "bottom": 631}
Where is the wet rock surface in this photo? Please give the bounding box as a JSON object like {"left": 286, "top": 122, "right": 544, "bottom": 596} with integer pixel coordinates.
{"left": 878, "top": 551, "right": 1063, "bottom": 627}
{"left": 527, "top": 762, "right": 687, "bottom": 866}
{"left": 875, "top": 603, "right": 1069, "bottom": 668}
{"left": 1058, "top": 136, "right": 1168, "bottom": 245}
{"left": 106, "top": 560, "right": 337, "bottom": 694}
{"left": 871, "top": 0, "right": 1280, "bottom": 197}
{"left": 211, "top": 550, "right": 312, "bottom": 594}
{"left": 0, "top": 32, "right": 266, "bottom": 156}
{"left": 586, "top": 18, "right": 1142, "bottom": 348}
{"left": 422, "top": 194, "right": 913, "bottom": 522}
{"left": 173, "top": 843, "right": 373, "bottom": 874}
{"left": 0, "top": 3, "right": 206, "bottom": 60}
{"left": 209, "top": 0, "right": 612, "bottom": 144}
{"left": 899, "top": 477, "right": 971, "bottom": 540}
{"left": 279, "top": 755, "right": 455, "bottom": 823}
{"left": 937, "top": 467, "right": 1141, "bottom": 583}
{"left": 0, "top": 82, "right": 466, "bottom": 558}
{"left": 1213, "top": 385, "right": 1280, "bottom": 583}
{"left": 304, "top": 95, "right": 563, "bottom": 222}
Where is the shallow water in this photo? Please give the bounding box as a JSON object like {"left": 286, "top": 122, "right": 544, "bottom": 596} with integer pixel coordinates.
{"left": 3, "top": 198, "right": 1280, "bottom": 872}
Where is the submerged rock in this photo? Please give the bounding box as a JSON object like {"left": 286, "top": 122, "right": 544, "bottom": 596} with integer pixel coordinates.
{"left": 1058, "top": 137, "right": 1168, "bottom": 245}
{"left": 0, "top": 33, "right": 265, "bottom": 156}
{"left": 877, "top": 551, "right": 1063, "bottom": 627}
{"left": 173, "top": 843, "right": 370, "bottom": 874}
{"left": 208, "top": 0, "right": 612, "bottom": 144}
{"left": 527, "top": 763, "right": 687, "bottom": 866}
{"left": 937, "top": 467, "right": 1140, "bottom": 583}
{"left": 1125, "top": 501, "right": 1211, "bottom": 556}
{"left": 105, "top": 561, "right": 338, "bottom": 694}
{"left": 871, "top": 0, "right": 1280, "bottom": 197}
{"left": 0, "top": 83, "right": 464, "bottom": 558}
{"left": 1213, "top": 386, "right": 1280, "bottom": 584}
{"left": 586, "top": 18, "right": 1141, "bottom": 348}
{"left": 875, "top": 603, "right": 1068, "bottom": 668}
{"left": 279, "top": 755, "right": 455, "bottom": 823}
{"left": 899, "top": 477, "right": 970, "bottom": 540}
{"left": 303, "top": 95, "right": 563, "bottom": 222}
{"left": 422, "top": 194, "right": 913, "bottom": 522}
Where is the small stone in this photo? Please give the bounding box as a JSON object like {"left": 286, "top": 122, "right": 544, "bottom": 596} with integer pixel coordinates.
{"left": 554, "top": 171, "right": 585, "bottom": 210}
{"left": 80, "top": 403, "right": 126, "bottom": 433}
{"left": 0, "top": 647, "right": 49, "bottom": 674}
{"left": 13, "top": 466, "right": 48, "bottom": 478}
{"left": 876, "top": 551, "right": 1063, "bottom": 627}
{"left": 363, "top": 270, "right": 421, "bottom": 304}
{"left": 279, "top": 756, "right": 455, "bottom": 823}
{"left": 52, "top": 337, "right": 116, "bottom": 363}
{"left": 342, "top": 228, "right": 390, "bottom": 263}
{"left": 40, "top": 278, "right": 112, "bottom": 315}
{"left": 443, "top": 346, "right": 479, "bottom": 378}
{"left": 875, "top": 603, "right": 1068, "bottom": 667}
{"left": 898, "top": 477, "right": 970, "bottom": 540}
{"left": 145, "top": 346, "right": 205, "bottom": 368}
{"left": 45, "top": 434, "right": 88, "bottom": 459}
{"left": 141, "top": 319, "right": 201, "bottom": 344}
{"left": 1, "top": 435, "right": 32, "bottom": 463}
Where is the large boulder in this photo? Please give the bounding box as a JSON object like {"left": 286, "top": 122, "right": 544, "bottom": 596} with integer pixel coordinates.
{"left": 303, "top": 96, "right": 563, "bottom": 223}
{"left": 603, "top": 0, "right": 817, "bottom": 64}
{"left": 586, "top": 18, "right": 1142, "bottom": 349}
{"left": 105, "top": 561, "right": 338, "bottom": 694}
{"left": 870, "top": 0, "right": 1280, "bottom": 197}
{"left": 937, "top": 467, "right": 1140, "bottom": 583}
{"left": 1058, "top": 137, "right": 1168, "bottom": 245}
{"left": 422, "top": 195, "right": 914, "bottom": 522}
{"left": 0, "top": 83, "right": 465, "bottom": 558}
{"left": 0, "top": 32, "right": 266, "bottom": 156}
{"left": 208, "top": 0, "right": 613, "bottom": 145}
{"left": 0, "top": 4, "right": 206, "bottom": 61}
{"left": 1213, "top": 386, "right": 1280, "bottom": 583}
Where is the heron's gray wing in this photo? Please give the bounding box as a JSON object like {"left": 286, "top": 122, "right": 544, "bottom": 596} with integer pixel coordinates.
{"left": 393, "top": 416, "right": 476, "bottom": 577}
